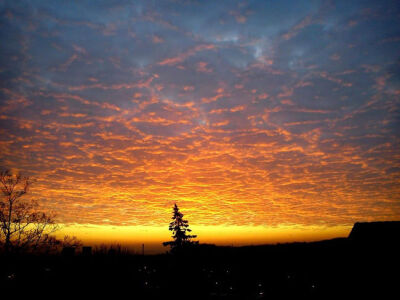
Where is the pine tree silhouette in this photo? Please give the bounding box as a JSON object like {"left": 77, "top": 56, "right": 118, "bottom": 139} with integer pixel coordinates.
{"left": 163, "top": 203, "right": 198, "bottom": 252}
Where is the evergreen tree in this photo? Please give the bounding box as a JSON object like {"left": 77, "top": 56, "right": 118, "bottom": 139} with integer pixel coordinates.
{"left": 163, "top": 204, "right": 198, "bottom": 252}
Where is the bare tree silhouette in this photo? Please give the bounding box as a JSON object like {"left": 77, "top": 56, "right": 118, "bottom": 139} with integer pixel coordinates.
{"left": 62, "top": 235, "right": 83, "bottom": 248}
{"left": 163, "top": 203, "right": 198, "bottom": 252}
{"left": 0, "top": 169, "right": 59, "bottom": 253}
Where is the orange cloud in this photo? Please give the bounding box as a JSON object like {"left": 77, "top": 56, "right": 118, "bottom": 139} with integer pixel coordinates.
{"left": 196, "top": 61, "right": 213, "bottom": 73}
{"left": 158, "top": 44, "right": 216, "bottom": 66}
{"left": 282, "top": 15, "right": 313, "bottom": 40}
{"left": 152, "top": 35, "right": 164, "bottom": 44}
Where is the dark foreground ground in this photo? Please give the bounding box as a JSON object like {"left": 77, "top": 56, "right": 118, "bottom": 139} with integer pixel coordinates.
{"left": 1, "top": 237, "right": 399, "bottom": 299}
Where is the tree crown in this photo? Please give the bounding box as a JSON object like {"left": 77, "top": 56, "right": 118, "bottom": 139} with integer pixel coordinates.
{"left": 163, "top": 203, "right": 198, "bottom": 251}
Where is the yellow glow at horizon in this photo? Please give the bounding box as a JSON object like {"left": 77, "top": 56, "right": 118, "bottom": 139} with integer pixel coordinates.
{"left": 57, "top": 223, "right": 351, "bottom": 246}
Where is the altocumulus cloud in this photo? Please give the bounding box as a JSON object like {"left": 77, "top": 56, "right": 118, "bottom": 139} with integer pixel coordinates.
{"left": 0, "top": 0, "right": 399, "bottom": 228}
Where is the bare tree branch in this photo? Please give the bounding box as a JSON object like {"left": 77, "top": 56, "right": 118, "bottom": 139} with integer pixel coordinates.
{"left": 0, "top": 169, "right": 60, "bottom": 253}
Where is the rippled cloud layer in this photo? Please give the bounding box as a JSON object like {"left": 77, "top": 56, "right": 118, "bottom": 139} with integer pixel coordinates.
{"left": 1, "top": 0, "right": 399, "bottom": 231}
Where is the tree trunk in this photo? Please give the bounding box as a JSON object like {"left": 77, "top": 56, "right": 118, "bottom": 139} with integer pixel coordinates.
{"left": 5, "top": 200, "right": 12, "bottom": 252}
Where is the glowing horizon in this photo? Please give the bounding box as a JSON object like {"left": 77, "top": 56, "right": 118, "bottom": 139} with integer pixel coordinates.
{"left": 56, "top": 223, "right": 351, "bottom": 253}
{"left": 1, "top": 0, "right": 399, "bottom": 248}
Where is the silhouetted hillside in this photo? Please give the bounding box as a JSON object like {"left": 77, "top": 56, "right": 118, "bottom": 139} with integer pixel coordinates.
{"left": 1, "top": 222, "right": 399, "bottom": 299}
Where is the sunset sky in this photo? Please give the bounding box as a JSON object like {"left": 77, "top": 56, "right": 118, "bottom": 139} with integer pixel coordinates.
{"left": 1, "top": 0, "right": 399, "bottom": 252}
